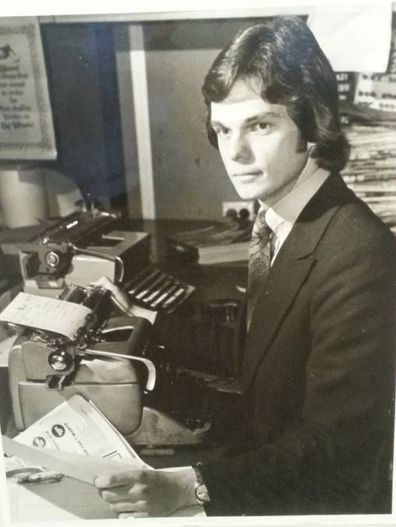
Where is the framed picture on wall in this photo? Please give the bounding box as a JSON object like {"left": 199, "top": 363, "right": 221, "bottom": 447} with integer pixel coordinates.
{"left": 0, "top": 17, "right": 56, "bottom": 160}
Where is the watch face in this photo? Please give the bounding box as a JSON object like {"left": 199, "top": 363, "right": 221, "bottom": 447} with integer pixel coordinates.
{"left": 196, "top": 483, "right": 210, "bottom": 503}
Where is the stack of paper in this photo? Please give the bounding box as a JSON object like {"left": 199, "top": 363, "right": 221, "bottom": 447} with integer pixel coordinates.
{"left": 342, "top": 123, "right": 396, "bottom": 233}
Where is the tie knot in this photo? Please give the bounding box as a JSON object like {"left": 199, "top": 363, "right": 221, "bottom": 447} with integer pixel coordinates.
{"left": 252, "top": 209, "right": 272, "bottom": 241}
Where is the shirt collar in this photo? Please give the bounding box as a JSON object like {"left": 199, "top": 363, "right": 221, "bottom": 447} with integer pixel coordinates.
{"left": 260, "top": 155, "right": 331, "bottom": 239}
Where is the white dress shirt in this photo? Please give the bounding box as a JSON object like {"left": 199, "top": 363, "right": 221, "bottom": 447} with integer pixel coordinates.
{"left": 258, "top": 155, "right": 331, "bottom": 264}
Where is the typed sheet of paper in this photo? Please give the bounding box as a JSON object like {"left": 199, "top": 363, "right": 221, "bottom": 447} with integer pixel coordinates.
{"left": 0, "top": 292, "right": 91, "bottom": 339}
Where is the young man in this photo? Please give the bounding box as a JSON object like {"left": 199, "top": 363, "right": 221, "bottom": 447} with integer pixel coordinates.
{"left": 95, "top": 16, "right": 396, "bottom": 516}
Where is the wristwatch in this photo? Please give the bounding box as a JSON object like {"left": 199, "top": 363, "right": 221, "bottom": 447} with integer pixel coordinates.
{"left": 193, "top": 462, "right": 210, "bottom": 504}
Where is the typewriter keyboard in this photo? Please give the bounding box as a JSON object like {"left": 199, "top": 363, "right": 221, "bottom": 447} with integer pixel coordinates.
{"left": 125, "top": 267, "right": 195, "bottom": 313}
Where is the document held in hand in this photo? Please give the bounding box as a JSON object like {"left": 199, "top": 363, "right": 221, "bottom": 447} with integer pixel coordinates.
{"left": 3, "top": 394, "right": 149, "bottom": 481}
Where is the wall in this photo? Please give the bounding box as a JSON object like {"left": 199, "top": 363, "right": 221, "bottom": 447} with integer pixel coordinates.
{"left": 143, "top": 18, "right": 261, "bottom": 220}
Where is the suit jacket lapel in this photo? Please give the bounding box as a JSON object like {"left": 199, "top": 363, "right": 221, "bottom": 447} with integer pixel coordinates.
{"left": 240, "top": 241, "right": 316, "bottom": 391}
{"left": 241, "top": 174, "right": 353, "bottom": 392}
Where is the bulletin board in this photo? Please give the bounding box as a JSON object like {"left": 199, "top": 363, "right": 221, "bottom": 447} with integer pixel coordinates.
{"left": 0, "top": 17, "right": 56, "bottom": 160}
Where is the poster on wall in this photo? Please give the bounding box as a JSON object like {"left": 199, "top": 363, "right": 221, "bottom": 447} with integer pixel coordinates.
{"left": 0, "top": 17, "right": 56, "bottom": 160}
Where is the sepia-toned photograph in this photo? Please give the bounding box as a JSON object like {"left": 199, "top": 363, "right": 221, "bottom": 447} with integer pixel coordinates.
{"left": 0, "top": 2, "right": 395, "bottom": 525}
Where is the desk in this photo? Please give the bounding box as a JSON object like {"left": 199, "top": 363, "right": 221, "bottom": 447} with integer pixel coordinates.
{"left": 1, "top": 219, "right": 246, "bottom": 520}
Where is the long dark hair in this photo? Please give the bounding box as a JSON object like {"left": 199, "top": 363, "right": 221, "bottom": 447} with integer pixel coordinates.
{"left": 202, "top": 16, "right": 349, "bottom": 172}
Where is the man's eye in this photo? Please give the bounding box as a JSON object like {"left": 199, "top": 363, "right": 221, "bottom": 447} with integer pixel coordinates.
{"left": 251, "top": 122, "right": 271, "bottom": 133}
{"left": 213, "top": 126, "right": 230, "bottom": 137}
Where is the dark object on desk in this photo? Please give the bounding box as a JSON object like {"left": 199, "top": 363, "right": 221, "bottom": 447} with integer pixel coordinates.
{"left": 201, "top": 298, "right": 240, "bottom": 324}
{"left": 138, "top": 298, "right": 244, "bottom": 446}
{"left": 165, "top": 216, "right": 252, "bottom": 264}
{"left": 141, "top": 359, "right": 242, "bottom": 447}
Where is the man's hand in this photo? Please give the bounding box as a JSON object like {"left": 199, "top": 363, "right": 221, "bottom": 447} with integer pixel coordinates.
{"left": 93, "top": 276, "right": 157, "bottom": 324}
{"left": 95, "top": 467, "right": 198, "bottom": 518}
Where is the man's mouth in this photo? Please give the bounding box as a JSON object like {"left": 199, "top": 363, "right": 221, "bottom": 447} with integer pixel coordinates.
{"left": 233, "top": 171, "right": 262, "bottom": 177}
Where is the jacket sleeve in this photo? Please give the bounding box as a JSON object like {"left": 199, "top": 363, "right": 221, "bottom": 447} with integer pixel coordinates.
{"left": 199, "top": 230, "right": 396, "bottom": 515}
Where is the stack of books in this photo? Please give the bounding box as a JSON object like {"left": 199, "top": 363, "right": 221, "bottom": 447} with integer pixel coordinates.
{"left": 166, "top": 217, "right": 252, "bottom": 265}
{"left": 342, "top": 123, "right": 396, "bottom": 234}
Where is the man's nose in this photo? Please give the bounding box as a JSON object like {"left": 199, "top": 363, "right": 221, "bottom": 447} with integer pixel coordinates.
{"left": 229, "top": 133, "right": 252, "bottom": 163}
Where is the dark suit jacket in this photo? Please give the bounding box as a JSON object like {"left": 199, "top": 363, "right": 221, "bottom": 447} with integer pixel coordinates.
{"left": 155, "top": 174, "right": 396, "bottom": 515}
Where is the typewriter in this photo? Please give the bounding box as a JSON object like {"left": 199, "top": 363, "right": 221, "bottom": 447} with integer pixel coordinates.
{"left": 0, "top": 210, "right": 194, "bottom": 312}
{"left": 5, "top": 284, "right": 209, "bottom": 447}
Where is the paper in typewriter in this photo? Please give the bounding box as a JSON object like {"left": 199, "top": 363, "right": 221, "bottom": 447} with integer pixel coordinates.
{"left": 0, "top": 292, "right": 91, "bottom": 340}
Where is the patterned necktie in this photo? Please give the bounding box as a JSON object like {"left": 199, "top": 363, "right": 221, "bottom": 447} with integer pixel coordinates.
{"left": 247, "top": 209, "right": 273, "bottom": 329}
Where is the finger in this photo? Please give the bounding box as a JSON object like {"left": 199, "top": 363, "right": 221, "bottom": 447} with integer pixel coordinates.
{"left": 99, "top": 486, "right": 131, "bottom": 503}
{"left": 95, "top": 470, "right": 145, "bottom": 489}
{"left": 111, "top": 500, "right": 147, "bottom": 514}
{"left": 100, "top": 483, "right": 147, "bottom": 503}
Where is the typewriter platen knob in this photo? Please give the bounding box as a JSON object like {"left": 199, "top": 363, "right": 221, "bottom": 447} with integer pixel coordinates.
{"left": 45, "top": 250, "right": 61, "bottom": 268}
{"left": 48, "top": 349, "right": 74, "bottom": 372}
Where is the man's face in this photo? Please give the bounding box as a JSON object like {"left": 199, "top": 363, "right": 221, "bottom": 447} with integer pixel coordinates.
{"left": 210, "top": 78, "right": 309, "bottom": 205}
